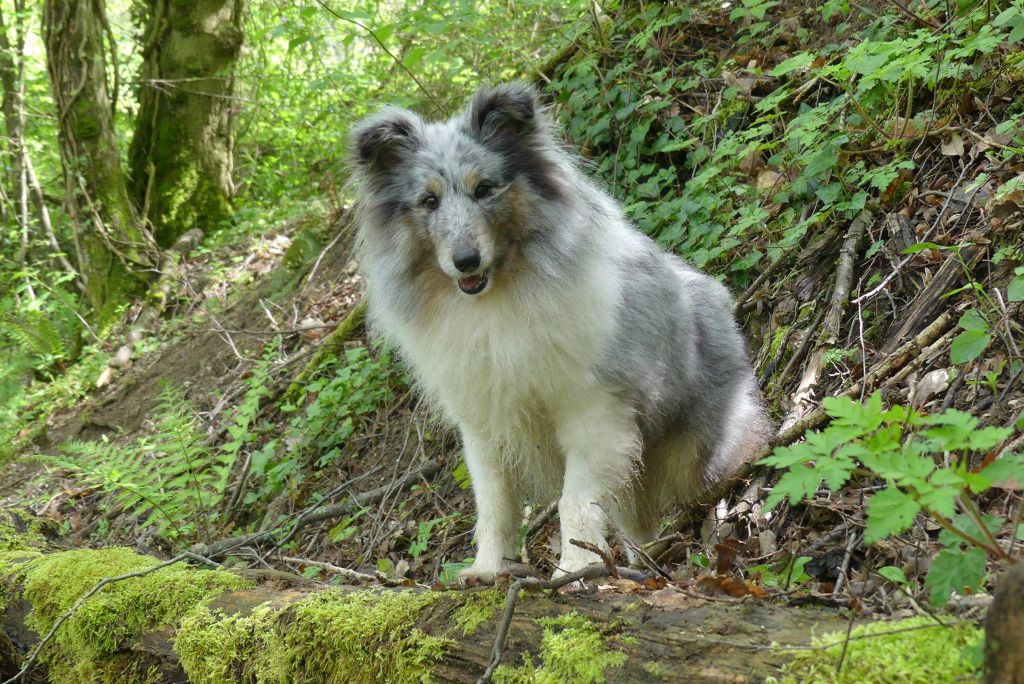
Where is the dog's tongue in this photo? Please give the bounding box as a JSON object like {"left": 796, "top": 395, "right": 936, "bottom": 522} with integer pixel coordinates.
{"left": 459, "top": 275, "right": 482, "bottom": 290}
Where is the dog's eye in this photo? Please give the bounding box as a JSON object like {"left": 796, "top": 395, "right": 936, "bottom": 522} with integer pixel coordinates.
{"left": 422, "top": 194, "right": 439, "bottom": 210}
{"left": 474, "top": 183, "right": 493, "bottom": 200}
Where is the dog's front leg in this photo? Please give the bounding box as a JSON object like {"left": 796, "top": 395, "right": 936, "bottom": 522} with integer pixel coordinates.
{"left": 457, "top": 429, "right": 520, "bottom": 586}
{"left": 552, "top": 391, "right": 638, "bottom": 578}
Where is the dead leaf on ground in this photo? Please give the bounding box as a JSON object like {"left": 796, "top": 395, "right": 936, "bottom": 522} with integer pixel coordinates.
{"left": 940, "top": 131, "right": 966, "bottom": 156}
{"left": 757, "top": 169, "right": 782, "bottom": 191}
{"left": 695, "top": 574, "right": 766, "bottom": 598}
{"left": 909, "top": 368, "right": 950, "bottom": 407}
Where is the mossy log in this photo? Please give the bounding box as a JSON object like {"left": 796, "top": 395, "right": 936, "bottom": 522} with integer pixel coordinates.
{"left": 0, "top": 522, "right": 863, "bottom": 683}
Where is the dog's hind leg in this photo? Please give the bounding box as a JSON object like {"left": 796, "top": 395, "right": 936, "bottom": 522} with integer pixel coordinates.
{"left": 551, "top": 390, "right": 639, "bottom": 578}
{"left": 704, "top": 386, "right": 769, "bottom": 485}
{"left": 457, "top": 428, "right": 521, "bottom": 586}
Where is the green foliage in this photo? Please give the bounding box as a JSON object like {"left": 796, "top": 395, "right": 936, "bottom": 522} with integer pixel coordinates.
{"left": 282, "top": 346, "right": 398, "bottom": 468}
{"left": 761, "top": 393, "right": 1020, "bottom": 606}
{"left": 238, "top": 346, "right": 400, "bottom": 511}
{"left": 748, "top": 555, "right": 813, "bottom": 588}
{"left": 36, "top": 383, "right": 236, "bottom": 543}
{"left": 769, "top": 616, "right": 983, "bottom": 684}
{"left": 549, "top": 1, "right": 1024, "bottom": 288}
{"left": 236, "top": 0, "right": 587, "bottom": 212}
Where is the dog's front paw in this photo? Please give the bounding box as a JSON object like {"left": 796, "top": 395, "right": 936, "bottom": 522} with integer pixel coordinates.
{"left": 456, "top": 564, "right": 505, "bottom": 588}
{"left": 550, "top": 552, "right": 597, "bottom": 581}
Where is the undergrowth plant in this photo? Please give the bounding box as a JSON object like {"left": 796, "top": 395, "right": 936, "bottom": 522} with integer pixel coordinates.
{"left": 551, "top": 1, "right": 1024, "bottom": 286}
{"left": 37, "top": 383, "right": 234, "bottom": 544}
{"left": 761, "top": 392, "right": 1023, "bottom": 605}
{"left": 242, "top": 346, "right": 401, "bottom": 519}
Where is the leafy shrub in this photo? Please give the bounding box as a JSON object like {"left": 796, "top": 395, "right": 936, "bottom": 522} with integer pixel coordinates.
{"left": 761, "top": 393, "right": 1022, "bottom": 605}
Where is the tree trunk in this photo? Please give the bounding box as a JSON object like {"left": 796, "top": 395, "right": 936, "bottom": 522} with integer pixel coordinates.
{"left": 0, "top": 0, "right": 29, "bottom": 287}
{"left": 986, "top": 563, "right": 1024, "bottom": 684}
{"left": 128, "top": 0, "right": 243, "bottom": 248}
{"left": 41, "top": 0, "right": 156, "bottom": 315}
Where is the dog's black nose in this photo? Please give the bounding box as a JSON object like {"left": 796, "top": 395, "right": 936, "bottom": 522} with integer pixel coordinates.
{"left": 452, "top": 248, "right": 481, "bottom": 273}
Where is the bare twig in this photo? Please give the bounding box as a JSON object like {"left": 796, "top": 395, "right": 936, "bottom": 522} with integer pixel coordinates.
{"left": 195, "top": 460, "right": 439, "bottom": 559}
{"left": 774, "top": 306, "right": 827, "bottom": 391}
{"left": 569, "top": 538, "right": 618, "bottom": 579}
{"left": 312, "top": 0, "right": 442, "bottom": 115}
{"left": 832, "top": 532, "right": 862, "bottom": 596}
{"left": 278, "top": 555, "right": 410, "bottom": 587}
{"left": 853, "top": 163, "right": 970, "bottom": 305}
{"left": 477, "top": 563, "right": 648, "bottom": 683}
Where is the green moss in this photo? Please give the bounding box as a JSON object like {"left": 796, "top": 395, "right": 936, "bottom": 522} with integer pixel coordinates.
{"left": 176, "top": 603, "right": 277, "bottom": 684}
{"left": 21, "top": 547, "right": 249, "bottom": 684}
{"left": 642, "top": 661, "right": 672, "bottom": 680}
{"left": 768, "top": 616, "right": 983, "bottom": 684}
{"left": 259, "top": 589, "right": 448, "bottom": 683}
{"left": 450, "top": 588, "right": 503, "bottom": 636}
{"left": 769, "top": 324, "right": 791, "bottom": 357}
{"left": 0, "top": 519, "right": 52, "bottom": 614}
{"left": 493, "top": 612, "right": 627, "bottom": 684}
{"left": 178, "top": 588, "right": 449, "bottom": 684}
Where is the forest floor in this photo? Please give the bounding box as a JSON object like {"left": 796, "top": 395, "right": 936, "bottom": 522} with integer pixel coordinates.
{"left": 1, "top": 1, "right": 1023, "bottom": 682}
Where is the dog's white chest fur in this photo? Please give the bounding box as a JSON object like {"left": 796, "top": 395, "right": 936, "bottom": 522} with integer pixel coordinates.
{"left": 384, "top": 256, "right": 620, "bottom": 457}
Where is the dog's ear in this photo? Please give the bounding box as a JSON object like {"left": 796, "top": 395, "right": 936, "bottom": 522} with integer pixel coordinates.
{"left": 468, "top": 82, "right": 540, "bottom": 146}
{"left": 350, "top": 106, "right": 423, "bottom": 174}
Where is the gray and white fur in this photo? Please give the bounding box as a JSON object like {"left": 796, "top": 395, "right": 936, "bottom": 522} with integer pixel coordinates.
{"left": 350, "top": 82, "right": 769, "bottom": 582}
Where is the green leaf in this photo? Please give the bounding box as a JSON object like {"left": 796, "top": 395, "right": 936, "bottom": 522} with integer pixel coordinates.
{"left": 764, "top": 466, "right": 822, "bottom": 510}
{"left": 924, "top": 547, "right": 987, "bottom": 607}
{"left": 761, "top": 441, "right": 816, "bottom": 468}
{"left": 877, "top": 565, "right": 907, "bottom": 584}
{"left": 864, "top": 486, "right": 920, "bottom": 544}
{"left": 979, "top": 453, "right": 1024, "bottom": 488}
{"left": 957, "top": 308, "right": 990, "bottom": 332}
{"left": 901, "top": 242, "right": 941, "bottom": 254}
{"left": 950, "top": 330, "right": 991, "bottom": 364}
{"left": 914, "top": 483, "right": 959, "bottom": 519}
{"left": 439, "top": 558, "right": 474, "bottom": 585}
{"left": 1008, "top": 275, "right": 1024, "bottom": 302}
{"left": 858, "top": 445, "right": 934, "bottom": 487}
{"left": 938, "top": 513, "right": 1003, "bottom": 549}
{"left": 771, "top": 52, "right": 816, "bottom": 76}
{"left": 814, "top": 454, "right": 856, "bottom": 490}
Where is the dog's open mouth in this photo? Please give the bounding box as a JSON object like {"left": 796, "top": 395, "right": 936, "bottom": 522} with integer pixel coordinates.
{"left": 457, "top": 270, "right": 489, "bottom": 295}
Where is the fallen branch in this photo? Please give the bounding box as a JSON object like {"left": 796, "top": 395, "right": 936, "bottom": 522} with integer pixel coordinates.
{"left": 194, "top": 459, "right": 441, "bottom": 559}
{"left": 787, "top": 210, "right": 870, "bottom": 428}
{"left": 277, "top": 555, "right": 409, "bottom": 587}
{"left": 0, "top": 540, "right": 857, "bottom": 682}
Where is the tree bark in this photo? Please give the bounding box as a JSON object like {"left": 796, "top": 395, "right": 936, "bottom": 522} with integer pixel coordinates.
{"left": 0, "top": 0, "right": 29, "bottom": 286}
{"left": 128, "top": 0, "right": 243, "bottom": 248}
{"left": 42, "top": 0, "right": 157, "bottom": 315}
{"left": 985, "top": 563, "right": 1024, "bottom": 684}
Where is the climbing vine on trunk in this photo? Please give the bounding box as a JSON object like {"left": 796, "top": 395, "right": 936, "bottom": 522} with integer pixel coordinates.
{"left": 42, "top": 0, "right": 157, "bottom": 317}
{"left": 129, "top": 0, "right": 244, "bottom": 248}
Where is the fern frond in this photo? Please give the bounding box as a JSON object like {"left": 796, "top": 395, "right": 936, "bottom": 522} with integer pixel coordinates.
{"left": 38, "top": 383, "right": 233, "bottom": 544}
